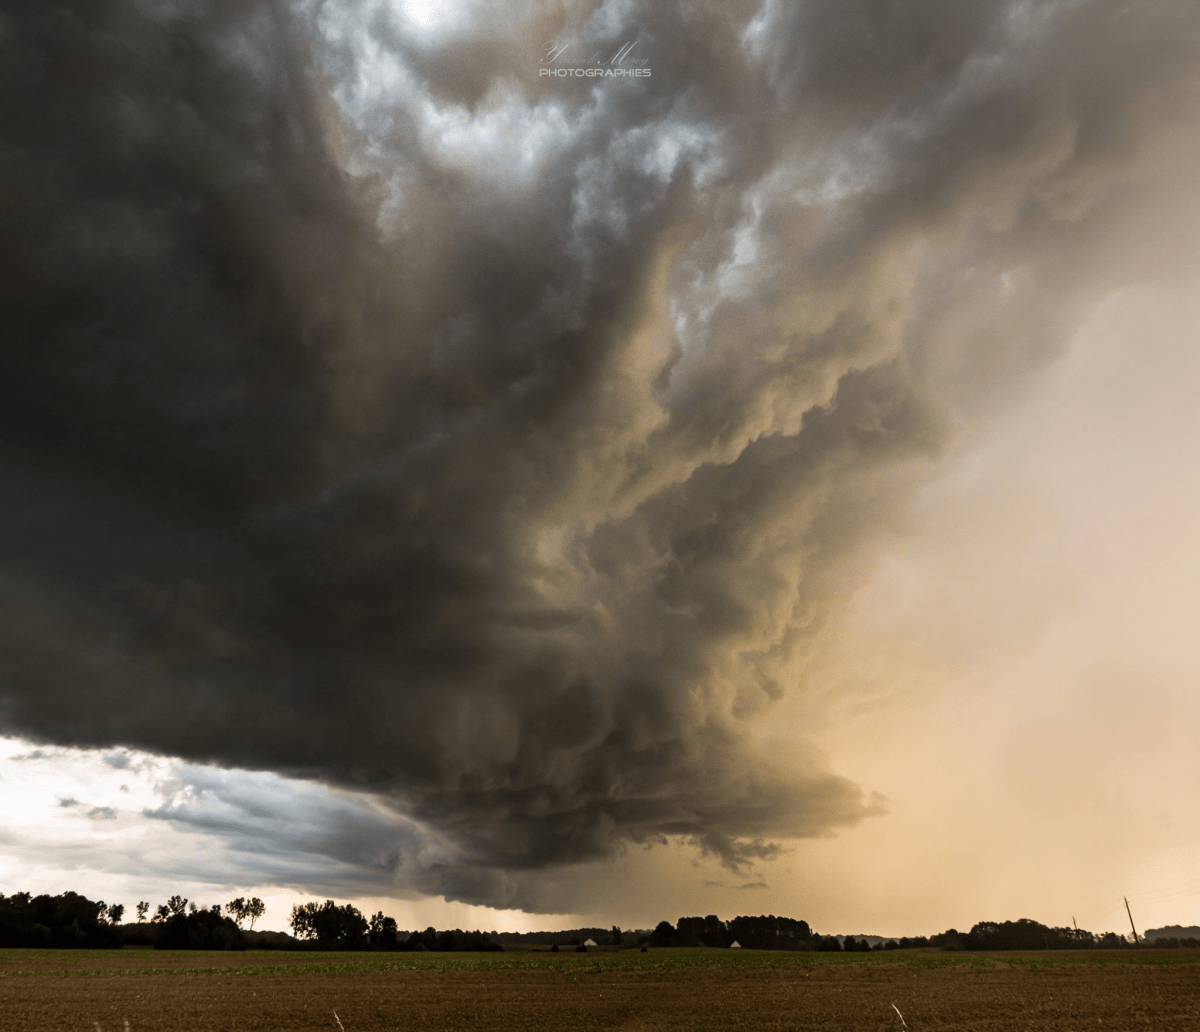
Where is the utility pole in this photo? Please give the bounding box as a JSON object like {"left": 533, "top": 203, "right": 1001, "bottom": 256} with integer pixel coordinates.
{"left": 1124, "top": 897, "right": 1139, "bottom": 944}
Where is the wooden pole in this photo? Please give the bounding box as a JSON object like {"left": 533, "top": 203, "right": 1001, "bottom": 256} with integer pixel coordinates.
{"left": 1124, "top": 897, "right": 1139, "bottom": 944}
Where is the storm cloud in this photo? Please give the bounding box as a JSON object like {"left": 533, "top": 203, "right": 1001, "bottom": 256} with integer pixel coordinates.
{"left": 2, "top": 0, "right": 1198, "bottom": 909}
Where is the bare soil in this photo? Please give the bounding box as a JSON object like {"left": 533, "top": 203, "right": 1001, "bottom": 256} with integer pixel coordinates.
{"left": 3, "top": 954, "right": 1198, "bottom": 1031}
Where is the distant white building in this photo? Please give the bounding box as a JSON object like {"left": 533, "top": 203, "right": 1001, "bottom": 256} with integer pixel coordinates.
{"left": 583, "top": 938, "right": 597, "bottom": 947}
{"left": 729, "top": 941, "right": 742, "bottom": 948}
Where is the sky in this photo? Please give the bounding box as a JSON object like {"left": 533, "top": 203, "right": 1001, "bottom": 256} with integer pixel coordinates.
{"left": 1, "top": 0, "right": 1198, "bottom": 938}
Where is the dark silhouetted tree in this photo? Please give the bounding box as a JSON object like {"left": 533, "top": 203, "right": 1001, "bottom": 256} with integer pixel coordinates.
{"left": 0, "top": 891, "right": 119, "bottom": 948}
{"left": 650, "top": 921, "right": 676, "bottom": 947}
{"left": 245, "top": 897, "right": 265, "bottom": 929}
{"left": 965, "top": 919, "right": 1082, "bottom": 951}
{"left": 369, "top": 911, "right": 398, "bottom": 949}
{"left": 675, "top": 915, "right": 730, "bottom": 946}
{"left": 227, "top": 896, "right": 265, "bottom": 930}
{"left": 289, "top": 900, "right": 368, "bottom": 948}
{"left": 727, "top": 915, "right": 812, "bottom": 950}
{"left": 156, "top": 906, "right": 244, "bottom": 950}
{"left": 227, "top": 897, "right": 248, "bottom": 927}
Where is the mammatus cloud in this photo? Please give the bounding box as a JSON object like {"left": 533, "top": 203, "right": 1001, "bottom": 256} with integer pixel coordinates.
{"left": 2, "top": 0, "right": 1198, "bottom": 909}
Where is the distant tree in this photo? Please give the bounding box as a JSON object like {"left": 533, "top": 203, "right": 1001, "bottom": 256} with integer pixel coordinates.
{"left": 611, "top": 925, "right": 622, "bottom": 946}
{"left": 226, "top": 897, "right": 264, "bottom": 929}
{"left": 650, "top": 921, "right": 676, "bottom": 947}
{"left": 227, "top": 898, "right": 247, "bottom": 927}
{"left": 105, "top": 903, "right": 125, "bottom": 925}
{"left": 1156, "top": 937, "right": 1200, "bottom": 949}
{"left": 153, "top": 904, "right": 170, "bottom": 923}
{"left": 932, "top": 929, "right": 964, "bottom": 951}
{"left": 673, "top": 915, "right": 730, "bottom": 947}
{"left": 136, "top": 901, "right": 149, "bottom": 923}
{"left": 156, "top": 906, "right": 244, "bottom": 951}
{"left": 0, "top": 891, "right": 120, "bottom": 948}
{"left": 166, "top": 896, "right": 188, "bottom": 917}
{"left": 393, "top": 926, "right": 502, "bottom": 953}
{"left": 245, "top": 897, "right": 265, "bottom": 930}
{"left": 727, "top": 915, "right": 811, "bottom": 951}
{"left": 369, "top": 911, "right": 398, "bottom": 949}
{"left": 965, "top": 919, "right": 1082, "bottom": 951}
{"left": 675, "top": 916, "right": 705, "bottom": 946}
{"left": 289, "top": 900, "right": 368, "bottom": 948}
{"left": 290, "top": 902, "right": 319, "bottom": 941}
{"left": 672, "top": 916, "right": 724, "bottom": 945}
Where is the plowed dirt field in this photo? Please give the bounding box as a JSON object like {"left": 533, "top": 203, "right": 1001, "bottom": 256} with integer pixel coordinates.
{"left": 3, "top": 949, "right": 1197, "bottom": 1031}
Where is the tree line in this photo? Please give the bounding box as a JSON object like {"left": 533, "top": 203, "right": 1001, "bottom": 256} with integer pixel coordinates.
{"left": 0, "top": 891, "right": 269, "bottom": 950}
{"left": 288, "top": 899, "right": 502, "bottom": 951}
{"left": 649, "top": 914, "right": 1180, "bottom": 951}
{"left": 5, "top": 889, "right": 1196, "bottom": 952}
{"left": 0, "top": 891, "right": 501, "bottom": 952}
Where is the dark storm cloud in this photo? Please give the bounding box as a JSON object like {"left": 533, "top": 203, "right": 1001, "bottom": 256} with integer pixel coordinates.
{"left": 2, "top": 0, "right": 1198, "bottom": 908}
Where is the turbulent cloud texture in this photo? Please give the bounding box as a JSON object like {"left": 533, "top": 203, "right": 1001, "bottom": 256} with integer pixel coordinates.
{"left": 2, "top": 0, "right": 1198, "bottom": 909}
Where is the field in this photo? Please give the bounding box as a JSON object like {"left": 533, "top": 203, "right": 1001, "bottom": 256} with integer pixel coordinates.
{"left": 3, "top": 947, "right": 1198, "bottom": 1031}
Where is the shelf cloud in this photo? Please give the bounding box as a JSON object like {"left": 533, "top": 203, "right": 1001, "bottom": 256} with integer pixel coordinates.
{"left": 2, "top": 0, "right": 1198, "bottom": 910}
